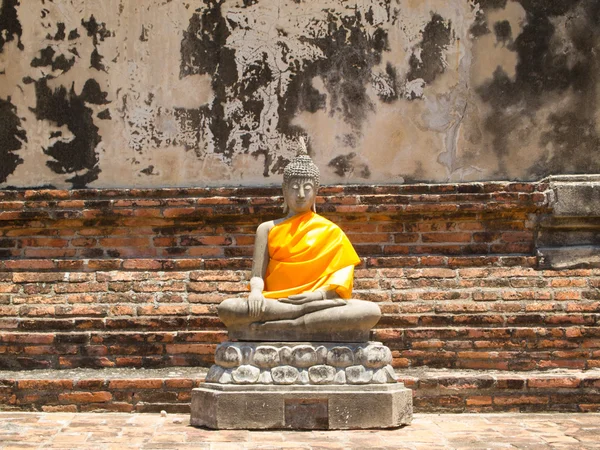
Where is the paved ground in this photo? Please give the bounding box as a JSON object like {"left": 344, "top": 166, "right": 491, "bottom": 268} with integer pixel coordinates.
{"left": 0, "top": 412, "right": 598, "bottom": 449}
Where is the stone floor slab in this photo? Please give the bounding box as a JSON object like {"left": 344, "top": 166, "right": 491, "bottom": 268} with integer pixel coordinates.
{"left": 0, "top": 412, "right": 599, "bottom": 449}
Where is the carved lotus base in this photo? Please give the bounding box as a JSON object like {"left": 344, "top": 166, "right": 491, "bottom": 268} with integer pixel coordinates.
{"left": 206, "top": 341, "right": 397, "bottom": 385}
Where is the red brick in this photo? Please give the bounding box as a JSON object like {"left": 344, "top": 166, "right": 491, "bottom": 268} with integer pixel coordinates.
{"left": 500, "top": 232, "right": 534, "bottom": 243}
{"left": 21, "top": 238, "right": 68, "bottom": 247}
{"left": 421, "top": 232, "right": 472, "bottom": 243}
{"left": 58, "top": 391, "right": 112, "bottom": 403}
{"left": 165, "top": 379, "right": 194, "bottom": 388}
{"left": 99, "top": 238, "right": 149, "bottom": 247}
{"left": 554, "top": 291, "right": 582, "bottom": 301}
{"left": 24, "top": 248, "right": 76, "bottom": 258}
{"left": 115, "top": 357, "right": 143, "bottom": 367}
{"left": 466, "top": 396, "right": 493, "bottom": 406}
{"left": 188, "top": 281, "right": 216, "bottom": 292}
{"left": 190, "top": 305, "right": 213, "bottom": 314}
{"left": 97, "top": 271, "right": 149, "bottom": 282}
{"left": 162, "top": 208, "right": 198, "bottom": 217}
{"left": 0, "top": 283, "right": 19, "bottom": 293}
{"left": 137, "top": 305, "right": 188, "bottom": 316}
{"left": 65, "top": 294, "right": 97, "bottom": 304}
{"left": 66, "top": 273, "right": 95, "bottom": 283}
{"left": 24, "top": 344, "right": 77, "bottom": 355}
{"left": 165, "top": 344, "right": 215, "bottom": 354}
{"left": 83, "top": 346, "right": 109, "bottom": 356}
{"left": 108, "top": 379, "right": 163, "bottom": 389}
{"left": 420, "top": 256, "right": 447, "bottom": 266}
{"left": 54, "top": 282, "right": 108, "bottom": 293}
{"left": 108, "top": 305, "right": 136, "bottom": 316}
{"left": 551, "top": 278, "right": 588, "bottom": 288}
{"left": 580, "top": 404, "right": 600, "bottom": 411}
{"left": 457, "top": 360, "right": 509, "bottom": 370}
{"left": 405, "top": 268, "right": 456, "bottom": 278}
{"left": 188, "top": 247, "right": 223, "bottom": 257}
{"left": 18, "top": 379, "right": 74, "bottom": 390}
{"left": 41, "top": 405, "right": 78, "bottom": 412}
{"left": 59, "top": 357, "right": 116, "bottom": 368}
{"left": 74, "top": 380, "right": 106, "bottom": 390}
{"left": 123, "top": 259, "right": 162, "bottom": 270}
{"left": 86, "top": 260, "right": 122, "bottom": 270}
{"left": 19, "top": 305, "right": 55, "bottom": 317}
{"left": 153, "top": 237, "right": 177, "bottom": 247}
{"left": 13, "top": 273, "right": 65, "bottom": 283}
{"left": 0, "top": 332, "right": 54, "bottom": 344}
{"left": 56, "top": 305, "right": 107, "bottom": 317}
{"left": 528, "top": 377, "right": 581, "bottom": 389}
{"left": 493, "top": 395, "right": 548, "bottom": 406}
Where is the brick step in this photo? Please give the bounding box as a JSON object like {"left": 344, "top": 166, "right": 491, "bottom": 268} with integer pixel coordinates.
{"left": 2, "top": 326, "right": 598, "bottom": 371}
{"left": 1, "top": 367, "right": 598, "bottom": 414}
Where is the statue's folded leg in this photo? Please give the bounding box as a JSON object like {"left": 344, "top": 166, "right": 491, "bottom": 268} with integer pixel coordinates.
{"left": 303, "top": 299, "right": 381, "bottom": 332}
{"left": 218, "top": 297, "right": 346, "bottom": 328}
{"left": 248, "top": 299, "right": 381, "bottom": 333}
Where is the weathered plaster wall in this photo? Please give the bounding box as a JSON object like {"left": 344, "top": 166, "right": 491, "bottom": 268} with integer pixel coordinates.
{"left": 0, "top": 0, "right": 599, "bottom": 189}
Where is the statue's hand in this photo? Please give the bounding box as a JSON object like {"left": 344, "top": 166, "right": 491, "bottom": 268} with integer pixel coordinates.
{"left": 279, "top": 291, "right": 324, "bottom": 304}
{"left": 247, "top": 291, "right": 266, "bottom": 318}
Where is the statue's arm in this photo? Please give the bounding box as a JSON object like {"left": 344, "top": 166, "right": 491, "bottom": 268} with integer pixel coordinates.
{"left": 247, "top": 221, "right": 273, "bottom": 318}
{"left": 251, "top": 220, "right": 272, "bottom": 279}
{"left": 280, "top": 265, "right": 351, "bottom": 304}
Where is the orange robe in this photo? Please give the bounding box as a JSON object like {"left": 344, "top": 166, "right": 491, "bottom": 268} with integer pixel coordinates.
{"left": 263, "top": 211, "right": 360, "bottom": 299}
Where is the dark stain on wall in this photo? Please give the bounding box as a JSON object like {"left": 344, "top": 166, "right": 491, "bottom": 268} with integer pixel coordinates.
{"left": 48, "top": 22, "right": 66, "bottom": 41}
{"left": 20, "top": 14, "right": 114, "bottom": 188}
{"left": 68, "top": 29, "right": 80, "bottom": 40}
{"left": 328, "top": 153, "right": 371, "bottom": 178}
{"left": 0, "top": 98, "right": 26, "bottom": 183}
{"left": 180, "top": 2, "right": 391, "bottom": 177}
{"left": 30, "top": 79, "right": 108, "bottom": 188}
{"left": 378, "top": 63, "right": 398, "bottom": 103}
{"left": 81, "top": 15, "right": 112, "bottom": 45}
{"left": 494, "top": 20, "right": 512, "bottom": 45}
{"left": 476, "top": 0, "right": 600, "bottom": 178}
{"left": 82, "top": 15, "right": 112, "bottom": 72}
{"left": 406, "top": 14, "right": 452, "bottom": 85}
{"left": 0, "top": 0, "right": 23, "bottom": 52}
{"left": 181, "top": 0, "right": 237, "bottom": 158}
{"left": 470, "top": 0, "right": 508, "bottom": 37}
{"left": 278, "top": 8, "right": 391, "bottom": 176}
{"left": 31, "top": 46, "right": 77, "bottom": 72}
{"left": 173, "top": 107, "right": 205, "bottom": 153}
{"left": 309, "top": 11, "right": 388, "bottom": 130}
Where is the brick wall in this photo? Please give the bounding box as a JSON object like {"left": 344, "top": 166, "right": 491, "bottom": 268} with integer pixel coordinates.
{"left": 0, "top": 182, "right": 546, "bottom": 263}
{"left": 1, "top": 182, "right": 599, "bottom": 374}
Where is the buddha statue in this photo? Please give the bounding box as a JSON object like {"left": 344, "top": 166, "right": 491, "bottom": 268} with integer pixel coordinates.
{"left": 218, "top": 139, "right": 381, "bottom": 342}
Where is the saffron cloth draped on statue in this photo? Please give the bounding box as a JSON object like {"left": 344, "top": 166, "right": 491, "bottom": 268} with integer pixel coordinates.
{"left": 263, "top": 211, "right": 360, "bottom": 299}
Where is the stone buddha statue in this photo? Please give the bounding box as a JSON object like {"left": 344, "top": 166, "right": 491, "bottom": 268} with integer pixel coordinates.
{"left": 218, "top": 139, "right": 381, "bottom": 342}
{"left": 193, "top": 140, "right": 411, "bottom": 430}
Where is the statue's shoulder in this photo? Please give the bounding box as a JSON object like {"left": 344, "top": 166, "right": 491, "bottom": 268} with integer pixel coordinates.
{"left": 256, "top": 219, "right": 277, "bottom": 236}
{"left": 312, "top": 213, "right": 343, "bottom": 231}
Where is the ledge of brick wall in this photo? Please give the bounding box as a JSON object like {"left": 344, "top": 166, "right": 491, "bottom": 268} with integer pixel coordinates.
{"left": 1, "top": 367, "right": 598, "bottom": 413}
{"left": 0, "top": 182, "right": 550, "bottom": 262}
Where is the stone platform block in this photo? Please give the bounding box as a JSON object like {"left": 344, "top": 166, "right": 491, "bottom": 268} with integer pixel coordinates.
{"left": 190, "top": 382, "right": 412, "bottom": 430}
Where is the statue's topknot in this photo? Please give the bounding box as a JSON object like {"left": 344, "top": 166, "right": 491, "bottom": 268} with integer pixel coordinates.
{"left": 283, "top": 137, "right": 320, "bottom": 187}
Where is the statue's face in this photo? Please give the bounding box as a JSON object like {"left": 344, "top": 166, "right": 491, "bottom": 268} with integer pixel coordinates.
{"left": 283, "top": 177, "right": 317, "bottom": 214}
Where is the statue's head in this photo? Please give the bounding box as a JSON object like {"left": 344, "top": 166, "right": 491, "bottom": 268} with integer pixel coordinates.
{"left": 282, "top": 138, "right": 319, "bottom": 215}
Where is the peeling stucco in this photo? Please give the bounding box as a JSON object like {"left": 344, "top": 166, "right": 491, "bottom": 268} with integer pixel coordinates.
{"left": 0, "top": 0, "right": 599, "bottom": 189}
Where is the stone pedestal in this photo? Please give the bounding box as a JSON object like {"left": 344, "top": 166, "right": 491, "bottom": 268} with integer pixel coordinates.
{"left": 190, "top": 383, "right": 412, "bottom": 430}
{"left": 190, "top": 341, "right": 413, "bottom": 429}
